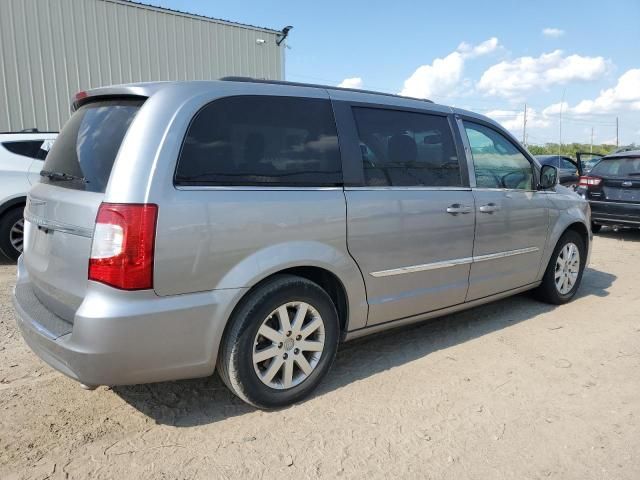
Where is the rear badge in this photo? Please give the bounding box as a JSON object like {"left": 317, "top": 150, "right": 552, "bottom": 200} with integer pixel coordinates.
{"left": 621, "top": 181, "right": 633, "bottom": 187}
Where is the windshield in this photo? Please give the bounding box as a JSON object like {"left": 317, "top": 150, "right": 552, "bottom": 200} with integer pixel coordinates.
{"left": 590, "top": 157, "right": 640, "bottom": 177}
{"left": 41, "top": 99, "right": 144, "bottom": 192}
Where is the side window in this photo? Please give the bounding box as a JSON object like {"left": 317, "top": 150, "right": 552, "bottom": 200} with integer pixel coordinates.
{"left": 176, "top": 96, "right": 342, "bottom": 186}
{"left": 2, "top": 140, "right": 44, "bottom": 159}
{"left": 352, "top": 107, "right": 462, "bottom": 187}
{"left": 463, "top": 122, "right": 533, "bottom": 190}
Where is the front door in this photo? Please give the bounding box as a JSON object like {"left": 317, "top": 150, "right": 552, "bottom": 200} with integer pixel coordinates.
{"left": 461, "top": 120, "right": 549, "bottom": 301}
{"left": 336, "top": 102, "right": 476, "bottom": 326}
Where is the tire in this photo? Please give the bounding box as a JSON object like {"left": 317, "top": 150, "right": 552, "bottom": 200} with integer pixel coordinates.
{"left": 535, "top": 230, "right": 586, "bottom": 305}
{"left": 217, "top": 274, "right": 340, "bottom": 409}
{"left": 591, "top": 222, "right": 602, "bottom": 234}
{"left": 0, "top": 207, "right": 25, "bottom": 261}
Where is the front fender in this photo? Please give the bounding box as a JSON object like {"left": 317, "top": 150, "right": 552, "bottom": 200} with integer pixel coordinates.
{"left": 215, "top": 241, "right": 368, "bottom": 331}
{"left": 537, "top": 192, "right": 591, "bottom": 280}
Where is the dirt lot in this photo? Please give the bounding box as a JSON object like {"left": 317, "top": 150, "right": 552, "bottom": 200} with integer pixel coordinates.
{"left": 1, "top": 230, "right": 639, "bottom": 480}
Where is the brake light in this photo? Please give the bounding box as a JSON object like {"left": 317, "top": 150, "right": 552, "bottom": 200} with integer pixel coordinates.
{"left": 89, "top": 203, "right": 158, "bottom": 290}
{"left": 74, "top": 90, "right": 88, "bottom": 102}
{"left": 578, "top": 176, "right": 602, "bottom": 187}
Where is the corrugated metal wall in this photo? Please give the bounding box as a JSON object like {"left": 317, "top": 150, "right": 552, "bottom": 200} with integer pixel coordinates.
{"left": 0, "top": 0, "right": 284, "bottom": 132}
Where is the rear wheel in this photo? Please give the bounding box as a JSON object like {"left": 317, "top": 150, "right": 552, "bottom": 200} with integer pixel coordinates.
{"left": 535, "top": 230, "right": 586, "bottom": 304}
{"left": 591, "top": 222, "right": 602, "bottom": 233}
{"left": 217, "top": 275, "right": 339, "bottom": 409}
{"left": 0, "top": 207, "right": 25, "bottom": 261}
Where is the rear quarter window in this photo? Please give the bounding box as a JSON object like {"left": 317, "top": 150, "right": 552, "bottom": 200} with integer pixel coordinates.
{"left": 2, "top": 140, "right": 44, "bottom": 159}
{"left": 41, "top": 99, "right": 144, "bottom": 192}
{"left": 590, "top": 157, "right": 640, "bottom": 177}
{"left": 175, "top": 96, "right": 342, "bottom": 187}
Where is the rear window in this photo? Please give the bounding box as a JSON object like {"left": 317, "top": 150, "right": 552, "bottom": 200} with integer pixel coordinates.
{"left": 175, "top": 95, "right": 342, "bottom": 187}
{"left": 41, "top": 99, "right": 144, "bottom": 192}
{"left": 590, "top": 157, "right": 640, "bottom": 177}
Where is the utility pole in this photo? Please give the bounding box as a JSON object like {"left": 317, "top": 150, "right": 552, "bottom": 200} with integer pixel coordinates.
{"left": 558, "top": 89, "right": 566, "bottom": 156}
{"left": 522, "top": 103, "right": 527, "bottom": 146}
{"left": 590, "top": 127, "right": 594, "bottom": 153}
{"left": 616, "top": 117, "right": 619, "bottom": 147}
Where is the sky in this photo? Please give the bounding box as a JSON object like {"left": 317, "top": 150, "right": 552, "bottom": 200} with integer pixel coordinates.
{"left": 147, "top": 0, "right": 640, "bottom": 146}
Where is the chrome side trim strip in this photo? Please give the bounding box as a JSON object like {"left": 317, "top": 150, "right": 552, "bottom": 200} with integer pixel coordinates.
{"left": 370, "top": 257, "right": 473, "bottom": 277}
{"left": 588, "top": 200, "right": 640, "bottom": 205}
{"left": 345, "top": 186, "right": 471, "bottom": 191}
{"left": 174, "top": 186, "right": 343, "bottom": 191}
{"left": 472, "top": 246, "right": 540, "bottom": 263}
{"left": 369, "top": 247, "right": 540, "bottom": 277}
{"left": 24, "top": 211, "right": 93, "bottom": 238}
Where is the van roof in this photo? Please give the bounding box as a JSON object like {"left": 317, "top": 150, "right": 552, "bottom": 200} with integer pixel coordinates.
{"left": 219, "top": 76, "right": 435, "bottom": 104}
{"left": 75, "top": 78, "right": 436, "bottom": 108}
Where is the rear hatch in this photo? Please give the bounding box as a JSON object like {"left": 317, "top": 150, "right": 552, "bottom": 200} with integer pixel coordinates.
{"left": 586, "top": 156, "right": 640, "bottom": 204}
{"left": 23, "top": 98, "right": 145, "bottom": 322}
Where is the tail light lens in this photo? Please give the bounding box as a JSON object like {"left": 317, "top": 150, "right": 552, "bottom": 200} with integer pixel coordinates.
{"left": 578, "top": 176, "right": 602, "bottom": 187}
{"left": 89, "top": 203, "right": 158, "bottom": 290}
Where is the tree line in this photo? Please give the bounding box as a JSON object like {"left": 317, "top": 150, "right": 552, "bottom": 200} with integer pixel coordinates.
{"left": 526, "top": 143, "right": 638, "bottom": 158}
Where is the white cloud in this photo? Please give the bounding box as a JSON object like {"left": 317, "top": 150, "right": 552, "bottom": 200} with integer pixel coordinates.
{"left": 337, "top": 77, "right": 363, "bottom": 89}
{"left": 485, "top": 108, "right": 550, "bottom": 133}
{"left": 542, "top": 27, "right": 565, "bottom": 38}
{"left": 544, "top": 69, "right": 640, "bottom": 115}
{"left": 541, "top": 102, "right": 569, "bottom": 117}
{"left": 399, "top": 37, "right": 499, "bottom": 99}
{"left": 399, "top": 52, "right": 465, "bottom": 99}
{"left": 457, "top": 37, "right": 500, "bottom": 58}
{"left": 572, "top": 69, "right": 640, "bottom": 114}
{"left": 477, "top": 50, "right": 607, "bottom": 98}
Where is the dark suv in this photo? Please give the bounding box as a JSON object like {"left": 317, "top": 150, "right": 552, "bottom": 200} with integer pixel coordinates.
{"left": 577, "top": 150, "right": 640, "bottom": 232}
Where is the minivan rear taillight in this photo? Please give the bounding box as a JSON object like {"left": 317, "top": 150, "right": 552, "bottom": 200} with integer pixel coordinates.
{"left": 578, "top": 176, "right": 602, "bottom": 187}
{"left": 89, "top": 203, "right": 158, "bottom": 290}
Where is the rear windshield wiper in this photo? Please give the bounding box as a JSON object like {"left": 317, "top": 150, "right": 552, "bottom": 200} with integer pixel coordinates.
{"left": 628, "top": 172, "right": 640, "bottom": 176}
{"left": 40, "top": 170, "right": 88, "bottom": 183}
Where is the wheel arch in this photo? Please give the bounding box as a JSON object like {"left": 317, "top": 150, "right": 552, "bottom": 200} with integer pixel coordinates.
{"left": 223, "top": 266, "right": 354, "bottom": 342}
{"left": 565, "top": 221, "right": 589, "bottom": 254}
{"left": 538, "top": 200, "right": 591, "bottom": 282}
{"left": 0, "top": 196, "right": 27, "bottom": 218}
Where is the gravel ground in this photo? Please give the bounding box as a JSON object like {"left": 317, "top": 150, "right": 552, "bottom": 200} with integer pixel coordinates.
{"left": 1, "top": 230, "right": 639, "bottom": 479}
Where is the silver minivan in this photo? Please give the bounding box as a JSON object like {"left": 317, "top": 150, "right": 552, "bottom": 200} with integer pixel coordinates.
{"left": 13, "top": 78, "right": 591, "bottom": 408}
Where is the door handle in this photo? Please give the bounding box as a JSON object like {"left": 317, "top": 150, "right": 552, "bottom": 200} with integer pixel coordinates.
{"left": 479, "top": 203, "right": 501, "bottom": 214}
{"left": 446, "top": 204, "right": 472, "bottom": 215}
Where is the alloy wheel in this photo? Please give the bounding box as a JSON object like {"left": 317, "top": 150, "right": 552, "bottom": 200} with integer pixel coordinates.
{"left": 252, "top": 301, "right": 325, "bottom": 390}
{"left": 9, "top": 218, "right": 24, "bottom": 253}
{"left": 555, "top": 242, "right": 580, "bottom": 295}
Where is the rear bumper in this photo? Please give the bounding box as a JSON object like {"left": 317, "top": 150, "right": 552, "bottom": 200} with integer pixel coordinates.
{"left": 589, "top": 200, "right": 640, "bottom": 226}
{"left": 12, "top": 257, "right": 245, "bottom": 387}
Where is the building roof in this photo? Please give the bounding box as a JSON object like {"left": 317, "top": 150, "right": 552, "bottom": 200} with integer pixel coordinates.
{"left": 111, "top": 0, "right": 283, "bottom": 34}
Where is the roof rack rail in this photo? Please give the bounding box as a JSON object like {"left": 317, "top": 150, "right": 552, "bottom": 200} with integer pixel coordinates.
{"left": 220, "top": 76, "right": 434, "bottom": 104}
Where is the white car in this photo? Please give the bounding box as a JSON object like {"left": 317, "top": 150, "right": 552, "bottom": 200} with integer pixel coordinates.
{"left": 0, "top": 131, "right": 57, "bottom": 260}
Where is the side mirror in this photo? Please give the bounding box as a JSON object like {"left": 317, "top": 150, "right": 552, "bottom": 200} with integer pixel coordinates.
{"left": 539, "top": 165, "right": 558, "bottom": 189}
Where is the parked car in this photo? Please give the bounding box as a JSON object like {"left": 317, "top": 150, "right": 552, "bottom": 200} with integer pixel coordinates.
{"left": 0, "top": 131, "right": 57, "bottom": 260}
{"left": 13, "top": 79, "right": 591, "bottom": 409}
{"left": 577, "top": 150, "right": 640, "bottom": 232}
{"left": 535, "top": 155, "right": 580, "bottom": 187}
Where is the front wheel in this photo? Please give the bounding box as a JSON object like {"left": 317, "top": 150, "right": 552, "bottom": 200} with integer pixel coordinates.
{"left": 535, "top": 230, "right": 586, "bottom": 304}
{"left": 217, "top": 275, "right": 339, "bottom": 409}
